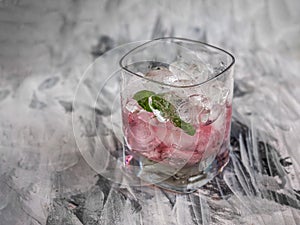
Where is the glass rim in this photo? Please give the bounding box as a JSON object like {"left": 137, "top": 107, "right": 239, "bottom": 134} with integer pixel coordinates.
{"left": 119, "top": 37, "right": 235, "bottom": 88}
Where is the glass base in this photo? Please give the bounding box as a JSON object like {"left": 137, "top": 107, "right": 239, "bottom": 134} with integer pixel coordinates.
{"left": 124, "top": 145, "right": 230, "bottom": 193}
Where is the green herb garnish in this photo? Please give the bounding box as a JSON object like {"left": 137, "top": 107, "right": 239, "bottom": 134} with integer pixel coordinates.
{"left": 133, "top": 90, "right": 196, "bottom": 136}
{"left": 133, "top": 90, "right": 155, "bottom": 112}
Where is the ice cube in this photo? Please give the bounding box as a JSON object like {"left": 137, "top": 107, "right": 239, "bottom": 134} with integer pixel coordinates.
{"left": 186, "top": 94, "right": 211, "bottom": 124}
{"left": 125, "top": 110, "right": 161, "bottom": 152}
{"left": 163, "top": 75, "right": 180, "bottom": 85}
{"left": 188, "top": 62, "right": 210, "bottom": 83}
{"left": 169, "top": 61, "right": 190, "bottom": 77}
{"left": 143, "top": 59, "right": 211, "bottom": 87}
{"left": 199, "top": 109, "right": 210, "bottom": 124}
{"left": 123, "top": 72, "right": 146, "bottom": 96}
{"left": 207, "top": 104, "right": 223, "bottom": 124}
{"left": 169, "top": 61, "right": 195, "bottom": 85}
{"left": 211, "top": 108, "right": 226, "bottom": 133}
{"left": 160, "top": 123, "right": 199, "bottom": 151}
{"left": 158, "top": 91, "right": 185, "bottom": 108}
{"left": 176, "top": 101, "right": 192, "bottom": 123}
{"left": 145, "top": 66, "right": 174, "bottom": 84}
{"left": 213, "top": 61, "right": 227, "bottom": 75}
{"left": 149, "top": 117, "right": 168, "bottom": 140}
{"left": 209, "top": 81, "right": 229, "bottom": 105}
{"left": 169, "top": 60, "right": 210, "bottom": 85}
{"left": 183, "top": 93, "right": 223, "bottom": 125}
{"left": 171, "top": 79, "right": 195, "bottom": 87}
{"left": 125, "top": 99, "right": 140, "bottom": 113}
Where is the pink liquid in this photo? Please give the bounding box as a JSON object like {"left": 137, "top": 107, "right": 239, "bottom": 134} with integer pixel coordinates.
{"left": 123, "top": 99, "right": 232, "bottom": 168}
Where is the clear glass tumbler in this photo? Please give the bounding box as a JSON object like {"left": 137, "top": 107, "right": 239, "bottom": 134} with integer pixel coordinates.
{"left": 119, "top": 37, "right": 235, "bottom": 193}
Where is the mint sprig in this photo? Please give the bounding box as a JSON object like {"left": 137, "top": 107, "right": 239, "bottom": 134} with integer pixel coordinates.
{"left": 133, "top": 90, "right": 155, "bottom": 112}
{"left": 133, "top": 90, "right": 196, "bottom": 136}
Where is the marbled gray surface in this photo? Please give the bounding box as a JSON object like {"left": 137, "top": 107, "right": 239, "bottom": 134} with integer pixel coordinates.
{"left": 1, "top": 0, "right": 300, "bottom": 224}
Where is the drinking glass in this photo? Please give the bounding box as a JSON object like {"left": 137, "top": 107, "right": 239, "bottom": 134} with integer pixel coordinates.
{"left": 119, "top": 37, "right": 235, "bottom": 193}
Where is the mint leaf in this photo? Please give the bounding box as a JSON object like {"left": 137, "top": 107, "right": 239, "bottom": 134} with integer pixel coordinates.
{"left": 133, "top": 90, "right": 155, "bottom": 112}
{"left": 132, "top": 90, "right": 196, "bottom": 136}
{"left": 172, "top": 116, "right": 196, "bottom": 136}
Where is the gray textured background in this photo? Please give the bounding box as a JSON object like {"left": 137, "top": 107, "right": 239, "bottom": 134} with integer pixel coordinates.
{"left": 0, "top": 0, "right": 300, "bottom": 224}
